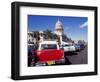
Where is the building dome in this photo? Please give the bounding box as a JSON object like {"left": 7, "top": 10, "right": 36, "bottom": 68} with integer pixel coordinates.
{"left": 55, "top": 19, "right": 63, "bottom": 36}
{"left": 55, "top": 19, "right": 63, "bottom": 30}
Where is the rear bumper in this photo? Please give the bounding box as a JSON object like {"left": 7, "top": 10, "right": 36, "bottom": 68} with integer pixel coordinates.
{"left": 75, "top": 48, "right": 80, "bottom": 51}
{"left": 55, "top": 59, "right": 65, "bottom": 64}
{"left": 64, "top": 48, "right": 76, "bottom": 52}
{"left": 35, "top": 58, "right": 65, "bottom": 66}
{"left": 64, "top": 50, "right": 75, "bottom": 52}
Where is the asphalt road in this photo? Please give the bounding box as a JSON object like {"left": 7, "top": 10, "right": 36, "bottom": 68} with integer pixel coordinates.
{"left": 64, "top": 46, "right": 88, "bottom": 65}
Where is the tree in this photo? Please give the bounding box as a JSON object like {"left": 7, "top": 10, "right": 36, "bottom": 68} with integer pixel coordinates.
{"left": 43, "top": 29, "right": 53, "bottom": 40}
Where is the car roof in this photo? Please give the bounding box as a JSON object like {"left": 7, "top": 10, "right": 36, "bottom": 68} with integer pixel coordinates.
{"left": 40, "top": 41, "right": 58, "bottom": 44}
{"left": 61, "top": 41, "right": 72, "bottom": 45}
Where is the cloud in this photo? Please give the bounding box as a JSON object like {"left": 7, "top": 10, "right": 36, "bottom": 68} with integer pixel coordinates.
{"left": 80, "top": 21, "right": 88, "bottom": 28}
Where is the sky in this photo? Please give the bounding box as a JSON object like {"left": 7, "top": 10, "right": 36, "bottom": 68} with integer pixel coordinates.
{"left": 28, "top": 15, "right": 88, "bottom": 42}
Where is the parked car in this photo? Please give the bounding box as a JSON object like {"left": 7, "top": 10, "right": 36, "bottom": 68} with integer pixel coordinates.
{"left": 34, "top": 41, "right": 65, "bottom": 66}
{"left": 79, "top": 43, "right": 84, "bottom": 50}
{"left": 60, "top": 43, "right": 76, "bottom": 52}
{"left": 74, "top": 44, "right": 81, "bottom": 51}
{"left": 28, "top": 44, "right": 38, "bottom": 66}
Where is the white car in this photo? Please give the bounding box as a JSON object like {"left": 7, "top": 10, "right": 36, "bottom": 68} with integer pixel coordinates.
{"left": 60, "top": 43, "right": 76, "bottom": 52}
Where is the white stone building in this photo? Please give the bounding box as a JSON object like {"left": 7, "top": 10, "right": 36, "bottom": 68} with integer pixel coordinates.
{"left": 28, "top": 31, "right": 37, "bottom": 45}
{"left": 55, "top": 19, "right": 64, "bottom": 43}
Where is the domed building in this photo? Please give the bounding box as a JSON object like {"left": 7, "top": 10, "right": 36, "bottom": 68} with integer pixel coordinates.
{"left": 55, "top": 19, "right": 63, "bottom": 36}
{"left": 55, "top": 19, "right": 64, "bottom": 43}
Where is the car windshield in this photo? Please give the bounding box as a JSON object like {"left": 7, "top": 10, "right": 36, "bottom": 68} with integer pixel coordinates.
{"left": 41, "top": 44, "right": 57, "bottom": 50}
{"left": 75, "top": 44, "right": 78, "bottom": 46}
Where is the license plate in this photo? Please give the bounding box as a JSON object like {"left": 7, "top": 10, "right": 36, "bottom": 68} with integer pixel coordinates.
{"left": 47, "top": 61, "right": 55, "bottom": 65}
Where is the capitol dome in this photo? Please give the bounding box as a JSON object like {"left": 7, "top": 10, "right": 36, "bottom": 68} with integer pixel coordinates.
{"left": 55, "top": 19, "right": 63, "bottom": 30}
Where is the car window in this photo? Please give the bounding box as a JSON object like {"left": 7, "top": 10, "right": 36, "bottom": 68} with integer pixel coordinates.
{"left": 41, "top": 44, "right": 57, "bottom": 50}
{"left": 75, "top": 44, "right": 78, "bottom": 46}
{"left": 63, "top": 44, "right": 71, "bottom": 47}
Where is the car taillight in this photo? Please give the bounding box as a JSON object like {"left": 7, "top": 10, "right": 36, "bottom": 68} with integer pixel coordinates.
{"left": 61, "top": 50, "right": 64, "bottom": 58}
{"left": 37, "top": 51, "right": 41, "bottom": 55}
{"left": 62, "top": 53, "right": 64, "bottom": 58}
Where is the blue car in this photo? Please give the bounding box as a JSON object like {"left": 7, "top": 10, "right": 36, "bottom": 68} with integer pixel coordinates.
{"left": 79, "top": 44, "right": 84, "bottom": 50}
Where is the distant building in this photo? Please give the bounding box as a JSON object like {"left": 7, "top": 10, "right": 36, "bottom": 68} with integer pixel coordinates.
{"left": 28, "top": 31, "right": 39, "bottom": 45}
{"left": 28, "top": 31, "right": 34, "bottom": 43}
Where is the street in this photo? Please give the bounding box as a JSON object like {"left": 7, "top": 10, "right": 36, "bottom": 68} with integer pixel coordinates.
{"left": 64, "top": 46, "right": 88, "bottom": 65}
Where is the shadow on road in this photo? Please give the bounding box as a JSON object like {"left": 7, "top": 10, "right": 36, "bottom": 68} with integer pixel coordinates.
{"left": 64, "top": 57, "right": 72, "bottom": 65}
{"left": 54, "top": 56, "right": 72, "bottom": 65}
{"left": 64, "top": 52, "right": 78, "bottom": 56}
